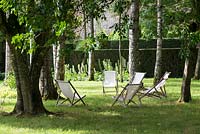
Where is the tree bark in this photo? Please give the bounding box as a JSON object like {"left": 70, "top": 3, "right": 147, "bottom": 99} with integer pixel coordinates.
{"left": 7, "top": 35, "right": 48, "bottom": 115}
{"left": 54, "top": 40, "right": 65, "bottom": 80}
{"left": 179, "top": 0, "right": 200, "bottom": 102}
{"left": 118, "top": 13, "right": 123, "bottom": 82}
{"left": 1, "top": 4, "right": 54, "bottom": 116}
{"left": 179, "top": 48, "right": 196, "bottom": 102}
{"left": 128, "top": 0, "right": 140, "bottom": 81}
{"left": 194, "top": 48, "right": 200, "bottom": 79}
{"left": 179, "top": 58, "right": 192, "bottom": 102}
{"left": 39, "top": 48, "right": 58, "bottom": 100}
{"left": 154, "top": 0, "right": 163, "bottom": 84}
{"left": 88, "top": 16, "right": 95, "bottom": 81}
{"left": 5, "top": 39, "right": 12, "bottom": 79}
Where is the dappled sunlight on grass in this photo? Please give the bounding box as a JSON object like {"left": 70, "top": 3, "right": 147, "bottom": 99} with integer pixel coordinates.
{"left": 1, "top": 78, "right": 200, "bottom": 133}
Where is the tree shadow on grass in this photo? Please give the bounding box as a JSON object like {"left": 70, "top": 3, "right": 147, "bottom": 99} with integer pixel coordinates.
{"left": 0, "top": 96, "right": 200, "bottom": 134}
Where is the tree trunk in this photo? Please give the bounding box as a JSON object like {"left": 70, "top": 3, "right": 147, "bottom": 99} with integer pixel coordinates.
{"left": 194, "top": 48, "right": 200, "bottom": 79}
{"left": 179, "top": 58, "right": 192, "bottom": 102}
{"left": 54, "top": 39, "right": 65, "bottom": 80}
{"left": 81, "top": 11, "right": 88, "bottom": 67}
{"left": 179, "top": 48, "right": 196, "bottom": 102}
{"left": 1, "top": 5, "right": 53, "bottom": 116}
{"left": 39, "top": 48, "right": 58, "bottom": 100}
{"left": 128, "top": 0, "right": 140, "bottom": 81}
{"left": 88, "top": 50, "right": 95, "bottom": 80}
{"left": 88, "top": 16, "right": 95, "bottom": 81}
{"left": 154, "top": 0, "right": 163, "bottom": 84}
{"left": 119, "top": 13, "right": 123, "bottom": 82}
{"left": 7, "top": 36, "right": 48, "bottom": 115}
{"left": 179, "top": 0, "right": 199, "bottom": 102}
{"left": 5, "top": 39, "right": 12, "bottom": 79}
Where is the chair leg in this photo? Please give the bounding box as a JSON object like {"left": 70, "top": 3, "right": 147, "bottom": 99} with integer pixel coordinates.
{"left": 56, "top": 92, "right": 61, "bottom": 106}
{"left": 72, "top": 95, "right": 86, "bottom": 106}
{"left": 111, "top": 89, "right": 126, "bottom": 107}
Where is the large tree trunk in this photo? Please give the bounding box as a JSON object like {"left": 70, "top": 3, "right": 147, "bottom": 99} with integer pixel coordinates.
{"left": 179, "top": 0, "right": 199, "bottom": 102}
{"left": 194, "top": 48, "right": 200, "bottom": 79}
{"left": 7, "top": 36, "right": 48, "bottom": 115}
{"left": 1, "top": 4, "right": 53, "bottom": 116}
{"left": 39, "top": 48, "right": 58, "bottom": 100}
{"left": 128, "top": 0, "right": 140, "bottom": 81}
{"left": 154, "top": 0, "right": 163, "bottom": 84}
{"left": 88, "top": 16, "right": 95, "bottom": 81}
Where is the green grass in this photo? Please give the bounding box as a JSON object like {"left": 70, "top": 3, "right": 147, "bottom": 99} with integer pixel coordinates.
{"left": 1, "top": 78, "right": 200, "bottom": 134}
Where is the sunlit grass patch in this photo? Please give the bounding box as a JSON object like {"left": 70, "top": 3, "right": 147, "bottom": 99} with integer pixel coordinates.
{"left": 1, "top": 78, "right": 200, "bottom": 134}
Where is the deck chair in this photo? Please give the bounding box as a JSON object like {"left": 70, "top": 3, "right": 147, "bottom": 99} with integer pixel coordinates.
{"left": 138, "top": 72, "right": 171, "bottom": 104}
{"left": 55, "top": 80, "right": 86, "bottom": 106}
{"left": 111, "top": 72, "right": 146, "bottom": 107}
{"left": 102, "top": 71, "right": 118, "bottom": 94}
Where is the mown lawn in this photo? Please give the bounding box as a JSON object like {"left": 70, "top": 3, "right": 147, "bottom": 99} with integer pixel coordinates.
{"left": 0, "top": 78, "right": 200, "bottom": 134}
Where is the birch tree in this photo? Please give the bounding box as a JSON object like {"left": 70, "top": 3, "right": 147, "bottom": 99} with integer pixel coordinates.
{"left": 129, "top": 0, "right": 140, "bottom": 81}
{"left": 153, "top": 0, "right": 163, "bottom": 84}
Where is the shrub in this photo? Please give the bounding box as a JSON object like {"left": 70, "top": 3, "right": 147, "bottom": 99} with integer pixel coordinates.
{"left": 64, "top": 59, "right": 130, "bottom": 81}
{"left": 3, "top": 73, "right": 16, "bottom": 90}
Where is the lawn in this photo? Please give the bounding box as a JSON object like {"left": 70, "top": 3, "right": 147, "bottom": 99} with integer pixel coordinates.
{"left": 0, "top": 78, "right": 200, "bottom": 134}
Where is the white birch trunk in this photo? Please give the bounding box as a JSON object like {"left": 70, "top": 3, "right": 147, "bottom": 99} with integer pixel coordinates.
{"left": 154, "top": 0, "right": 163, "bottom": 84}
{"left": 128, "top": 0, "right": 140, "bottom": 81}
{"left": 5, "top": 39, "right": 12, "bottom": 79}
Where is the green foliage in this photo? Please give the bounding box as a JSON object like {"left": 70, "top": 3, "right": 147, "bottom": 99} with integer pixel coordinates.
{"left": 65, "top": 64, "right": 88, "bottom": 81}
{"left": 139, "top": 1, "right": 156, "bottom": 39}
{"left": 64, "top": 59, "right": 130, "bottom": 81}
{"left": 102, "top": 59, "right": 114, "bottom": 71}
{"left": 177, "top": 22, "right": 200, "bottom": 59}
{"left": 96, "top": 31, "right": 108, "bottom": 46}
{"left": 3, "top": 73, "right": 16, "bottom": 90}
{"left": 83, "top": 0, "right": 111, "bottom": 20}
{"left": 76, "top": 37, "right": 97, "bottom": 52}
{"left": 76, "top": 31, "right": 109, "bottom": 52}
{"left": 112, "top": 0, "right": 130, "bottom": 14}
{"left": 107, "top": 32, "right": 120, "bottom": 40}
{"left": 94, "top": 70, "right": 102, "bottom": 81}
{"left": 111, "top": 0, "right": 129, "bottom": 39}
{"left": 112, "top": 14, "right": 129, "bottom": 39}
{"left": 53, "top": 21, "right": 66, "bottom": 37}
{"left": 11, "top": 32, "right": 36, "bottom": 54}
{"left": 0, "top": 0, "right": 80, "bottom": 55}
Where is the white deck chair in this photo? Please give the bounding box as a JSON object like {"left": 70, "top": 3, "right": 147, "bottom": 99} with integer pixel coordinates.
{"left": 112, "top": 72, "right": 146, "bottom": 107}
{"left": 131, "top": 72, "right": 147, "bottom": 85}
{"left": 102, "top": 71, "right": 118, "bottom": 94}
{"left": 138, "top": 72, "right": 171, "bottom": 105}
{"left": 55, "top": 80, "right": 86, "bottom": 106}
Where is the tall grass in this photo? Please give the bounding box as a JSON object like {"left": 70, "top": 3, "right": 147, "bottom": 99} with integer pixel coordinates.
{"left": 0, "top": 78, "right": 200, "bottom": 134}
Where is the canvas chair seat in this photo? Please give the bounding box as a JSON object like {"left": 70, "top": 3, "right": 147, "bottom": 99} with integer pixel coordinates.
{"left": 138, "top": 72, "right": 171, "bottom": 105}
{"left": 112, "top": 72, "right": 146, "bottom": 107}
{"left": 140, "top": 80, "right": 166, "bottom": 96}
{"left": 102, "top": 71, "right": 118, "bottom": 94}
{"left": 55, "top": 80, "right": 86, "bottom": 106}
